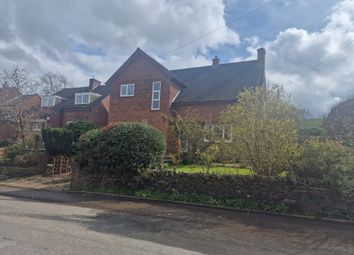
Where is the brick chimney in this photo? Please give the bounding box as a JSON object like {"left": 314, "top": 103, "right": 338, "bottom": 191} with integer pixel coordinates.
{"left": 257, "top": 48, "right": 266, "bottom": 86}
{"left": 257, "top": 48, "right": 266, "bottom": 65}
{"left": 212, "top": 56, "right": 220, "bottom": 66}
{"left": 89, "top": 78, "right": 101, "bottom": 90}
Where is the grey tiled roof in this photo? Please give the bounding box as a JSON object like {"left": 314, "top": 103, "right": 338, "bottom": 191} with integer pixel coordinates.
{"left": 171, "top": 60, "right": 265, "bottom": 104}
{"left": 51, "top": 49, "right": 265, "bottom": 110}
{"left": 52, "top": 85, "right": 110, "bottom": 111}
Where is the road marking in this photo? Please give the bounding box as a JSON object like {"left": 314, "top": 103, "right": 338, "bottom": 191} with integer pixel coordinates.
{"left": 0, "top": 237, "right": 16, "bottom": 249}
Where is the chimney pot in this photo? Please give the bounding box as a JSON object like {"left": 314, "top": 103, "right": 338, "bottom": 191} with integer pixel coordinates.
{"left": 257, "top": 48, "right": 266, "bottom": 65}
{"left": 212, "top": 56, "right": 220, "bottom": 66}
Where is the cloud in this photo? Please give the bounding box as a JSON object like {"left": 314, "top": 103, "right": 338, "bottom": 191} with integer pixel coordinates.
{"left": 0, "top": 0, "right": 239, "bottom": 85}
{"left": 246, "top": 0, "right": 354, "bottom": 116}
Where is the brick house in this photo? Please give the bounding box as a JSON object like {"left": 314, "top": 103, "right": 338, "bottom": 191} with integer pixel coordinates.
{"left": 0, "top": 86, "right": 43, "bottom": 141}
{"left": 43, "top": 48, "right": 266, "bottom": 150}
{"left": 42, "top": 80, "right": 110, "bottom": 128}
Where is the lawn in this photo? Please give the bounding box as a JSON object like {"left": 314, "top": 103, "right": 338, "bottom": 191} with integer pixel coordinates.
{"left": 302, "top": 118, "right": 323, "bottom": 129}
{"left": 166, "top": 164, "right": 252, "bottom": 175}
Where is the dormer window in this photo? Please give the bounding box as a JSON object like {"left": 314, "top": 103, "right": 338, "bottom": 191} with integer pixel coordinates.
{"left": 41, "top": 96, "right": 62, "bottom": 107}
{"left": 74, "top": 92, "right": 100, "bottom": 105}
{"left": 120, "top": 84, "right": 135, "bottom": 97}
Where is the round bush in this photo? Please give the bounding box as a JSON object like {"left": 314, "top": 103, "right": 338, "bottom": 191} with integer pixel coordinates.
{"left": 42, "top": 128, "right": 74, "bottom": 156}
{"left": 65, "top": 120, "right": 97, "bottom": 142}
{"left": 293, "top": 138, "right": 354, "bottom": 184}
{"left": 76, "top": 128, "right": 104, "bottom": 167}
{"left": 77, "top": 122, "right": 166, "bottom": 182}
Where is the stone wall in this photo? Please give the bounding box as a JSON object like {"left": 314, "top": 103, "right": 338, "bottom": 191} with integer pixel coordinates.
{"left": 72, "top": 168, "right": 354, "bottom": 219}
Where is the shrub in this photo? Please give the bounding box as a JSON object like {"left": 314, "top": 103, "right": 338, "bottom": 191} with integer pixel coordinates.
{"left": 65, "top": 120, "right": 97, "bottom": 142}
{"left": 77, "top": 122, "right": 166, "bottom": 184}
{"left": 293, "top": 138, "right": 354, "bottom": 187}
{"left": 222, "top": 85, "right": 300, "bottom": 176}
{"left": 76, "top": 128, "right": 104, "bottom": 167}
{"left": 212, "top": 140, "right": 236, "bottom": 165}
{"left": 0, "top": 139, "right": 10, "bottom": 148}
{"left": 300, "top": 127, "right": 326, "bottom": 137}
{"left": 42, "top": 128, "right": 74, "bottom": 156}
{"left": 170, "top": 109, "right": 211, "bottom": 163}
{"left": 0, "top": 143, "right": 26, "bottom": 165}
{"left": 197, "top": 147, "right": 216, "bottom": 172}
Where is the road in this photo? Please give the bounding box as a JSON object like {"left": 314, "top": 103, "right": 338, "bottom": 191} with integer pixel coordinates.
{"left": 0, "top": 186, "right": 353, "bottom": 255}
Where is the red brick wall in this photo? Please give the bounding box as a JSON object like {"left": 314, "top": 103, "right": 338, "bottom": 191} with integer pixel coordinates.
{"left": 108, "top": 54, "right": 180, "bottom": 136}
{"left": 48, "top": 96, "right": 110, "bottom": 127}
{"left": 173, "top": 101, "right": 234, "bottom": 121}
{"left": 0, "top": 123, "right": 16, "bottom": 141}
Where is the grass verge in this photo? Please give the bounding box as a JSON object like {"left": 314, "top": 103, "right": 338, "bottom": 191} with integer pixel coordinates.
{"left": 72, "top": 186, "right": 289, "bottom": 214}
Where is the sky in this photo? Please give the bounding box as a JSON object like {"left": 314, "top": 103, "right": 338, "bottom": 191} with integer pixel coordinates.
{"left": 0, "top": 0, "right": 353, "bottom": 117}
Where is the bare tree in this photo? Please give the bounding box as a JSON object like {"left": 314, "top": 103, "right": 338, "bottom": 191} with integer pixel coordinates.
{"left": 0, "top": 64, "right": 38, "bottom": 145}
{"left": 39, "top": 72, "right": 71, "bottom": 95}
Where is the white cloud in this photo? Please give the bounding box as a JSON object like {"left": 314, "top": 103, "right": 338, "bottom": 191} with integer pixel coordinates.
{"left": 246, "top": 0, "right": 354, "bottom": 116}
{"left": 0, "top": 0, "right": 239, "bottom": 85}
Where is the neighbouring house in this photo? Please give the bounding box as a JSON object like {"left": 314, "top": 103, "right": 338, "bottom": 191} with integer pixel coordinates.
{"left": 42, "top": 79, "right": 110, "bottom": 128}
{"left": 0, "top": 86, "right": 44, "bottom": 142}
{"left": 43, "top": 47, "right": 266, "bottom": 151}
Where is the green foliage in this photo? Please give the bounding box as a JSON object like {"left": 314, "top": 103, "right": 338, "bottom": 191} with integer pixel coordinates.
{"left": 65, "top": 120, "right": 97, "bottom": 142}
{"left": 76, "top": 128, "right": 104, "bottom": 167}
{"left": 300, "top": 127, "right": 326, "bottom": 137}
{"left": 76, "top": 122, "right": 166, "bottom": 183}
{"left": 166, "top": 164, "right": 252, "bottom": 175}
{"left": 294, "top": 138, "right": 354, "bottom": 189}
{"left": 74, "top": 186, "right": 289, "bottom": 214}
{"left": 0, "top": 139, "right": 10, "bottom": 148}
{"left": 170, "top": 109, "right": 211, "bottom": 163}
{"left": 222, "top": 85, "right": 300, "bottom": 176}
{"left": 300, "top": 119, "right": 326, "bottom": 137}
{"left": 211, "top": 140, "right": 236, "bottom": 165}
{"left": 168, "top": 153, "right": 181, "bottom": 171}
{"left": 197, "top": 147, "right": 216, "bottom": 172}
{"left": 324, "top": 98, "right": 354, "bottom": 137}
{"left": 42, "top": 128, "right": 74, "bottom": 156}
{"left": 0, "top": 143, "right": 26, "bottom": 165}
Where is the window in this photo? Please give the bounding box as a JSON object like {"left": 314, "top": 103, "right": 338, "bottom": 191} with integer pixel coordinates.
{"left": 75, "top": 93, "right": 91, "bottom": 104}
{"left": 120, "top": 84, "right": 135, "bottom": 97}
{"left": 151, "top": 81, "right": 161, "bottom": 110}
{"left": 32, "top": 122, "right": 42, "bottom": 131}
{"left": 41, "top": 96, "right": 55, "bottom": 107}
{"left": 204, "top": 124, "right": 232, "bottom": 143}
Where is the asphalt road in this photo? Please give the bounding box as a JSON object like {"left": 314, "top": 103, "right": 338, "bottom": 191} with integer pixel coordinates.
{"left": 0, "top": 186, "right": 353, "bottom": 255}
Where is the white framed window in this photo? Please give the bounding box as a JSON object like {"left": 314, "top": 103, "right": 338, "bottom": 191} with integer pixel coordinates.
{"left": 32, "top": 122, "right": 42, "bottom": 131}
{"left": 204, "top": 124, "right": 232, "bottom": 143}
{"left": 151, "top": 81, "right": 161, "bottom": 110}
{"left": 120, "top": 83, "right": 135, "bottom": 97}
{"left": 75, "top": 93, "right": 91, "bottom": 104}
{"left": 41, "top": 96, "right": 55, "bottom": 107}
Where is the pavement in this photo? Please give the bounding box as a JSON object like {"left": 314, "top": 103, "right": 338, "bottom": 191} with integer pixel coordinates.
{"left": 0, "top": 185, "right": 353, "bottom": 255}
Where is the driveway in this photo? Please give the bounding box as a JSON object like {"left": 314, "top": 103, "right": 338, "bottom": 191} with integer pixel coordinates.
{"left": 0, "top": 185, "right": 353, "bottom": 255}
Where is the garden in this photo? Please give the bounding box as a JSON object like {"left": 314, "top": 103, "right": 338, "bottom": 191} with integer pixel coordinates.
{"left": 2, "top": 86, "right": 354, "bottom": 220}
{"left": 69, "top": 87, "right": 354, "bottom": 219}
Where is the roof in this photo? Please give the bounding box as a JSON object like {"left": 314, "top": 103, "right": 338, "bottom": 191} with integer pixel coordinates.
{"left": 0, "top": 87, "right": 19, "bottom": 102}
{"left": 105, "top": 48, "right": 186, "bottom": 88}
{"left": 52, "top": 84, "right": 110, "bottom": 111}
{"left": 171, "top": 60, "right": 265, "bottom": 104}
{"left": 50, "top": 47, "right": 265, "bottom": 110}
